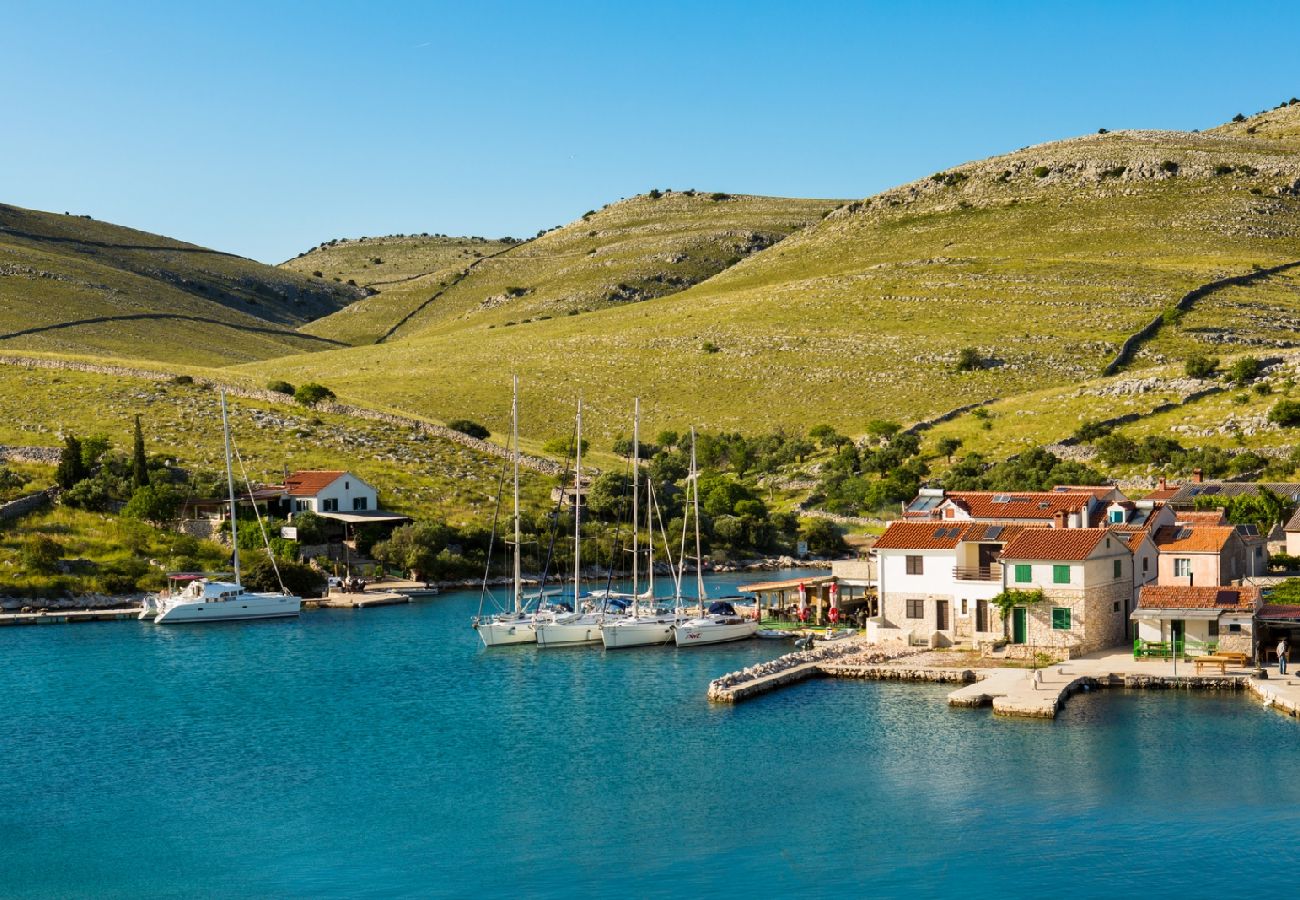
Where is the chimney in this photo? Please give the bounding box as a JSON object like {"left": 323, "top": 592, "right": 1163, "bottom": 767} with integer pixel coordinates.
{"left": 1053, "top": 510, "right": 1066, "bottom": 529}
{"left": 1193, "top": 468, "right": 1204, "bottom": 484}
{"left": 1158, "top": 476, "right": 1167, "bottom": 490}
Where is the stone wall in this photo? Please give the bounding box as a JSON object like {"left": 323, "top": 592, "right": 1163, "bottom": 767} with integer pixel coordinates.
{"left": 882, "top": 592, "right": 1003, "bottom": 647}
{"left": 0, "top": 445, "right": 61, "bottom": 464}
{"left": 0, "top": 489, "right": 54, "bottom": 522}
{"left": 1017, "top": 581, "right": 1130, "bottom": 656}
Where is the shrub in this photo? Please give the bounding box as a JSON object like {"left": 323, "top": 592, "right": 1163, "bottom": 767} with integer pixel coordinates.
{"left": 709, "top": 192, "right": 731, "bottom": 201}
{"left": 312, "top": 270, "right": 323, "bottom": 278}
{"left": 702, "top": 341, "right": 721, "bottom": 354}
{"left": 242, "top": 554, "right": 326, "bottom": 598}
{"left": 21, "top": 536, "right": 62, "bottom": 575}
{"left": 1213, "top": 164, "right": 1234, "bottom": 176}
{"left": 503, "top": 286, "right": 528, "bottom": 297}
{"left": 267, "top": 379, "right": 295, "bottom": 395}
{"left": 448, "top": 419, "right": 490, "bottom": 440}
{"left": 122, "top": 483, "right": 182, "bottom": 523}
{"left": 171, "top": 375, "right": 194, "bottom": 385}
{"left": 800, "top": 518, "right": 846, "bottom": 557}
{"left": 954, "top": 347, "right": 983, "bottom": 372}
{"left": 1032, "top": 166, "right": 1050, "bottom": 178}
{"left": 648, "top": 188, "right": 662, "bottom": 199}
{"left": 1184, "top": 353, "right": 1220, "bottom": 379}
{"left": 1268, "top": 400, "right": 1300, "bottom": 427}
{"left": 1232, "top": 113, "right": 1246, "bottom": 123}
{"left": 294, "top": 383, "right": 335, "bottom": 406}
{"left": 1159, "top": 160, "right": 1179, "bottom": 174}
{"left": 542, "top": 435, "right": 587, "bottom": 457}
{"left": 1229, "top": 356, "right": 1262, "bottom": 384}
{"left": 1101, "top": 166, "right": 1126, "bottom": 179}
{"left": 1161, "top": 307, "right": 1182, "bottom": 326}
{"left": 1072, "top": 420, "right": 1114, "bottom": 442}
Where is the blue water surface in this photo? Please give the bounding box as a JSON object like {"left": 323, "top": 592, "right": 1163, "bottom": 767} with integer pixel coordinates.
{"left": 2, "top": 570, "right": 1296, "bottom": 899}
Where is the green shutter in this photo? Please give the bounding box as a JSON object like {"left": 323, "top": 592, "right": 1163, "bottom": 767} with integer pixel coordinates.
{"left": 1014, "top": 564, "right": 1032, "bottom": 583}
{"left": 1052, "top": 607, "right": 1071, "bottom": 630}
{"left": 1053, "top": 564, "right": 1070, "bottom": 584}
{"left": 1113, "top": 558, "right": 1122, "bottom": 578}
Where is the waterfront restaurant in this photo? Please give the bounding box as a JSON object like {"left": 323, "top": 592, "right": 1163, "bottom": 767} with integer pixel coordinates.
{"left": 737, "top": 575, "right": 874, "bottom": 626}
{"left": 1130, "top": 584, "right": 1261, "bottom": 657}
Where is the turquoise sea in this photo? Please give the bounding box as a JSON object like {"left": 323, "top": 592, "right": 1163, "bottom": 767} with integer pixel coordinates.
{"left": 2, "top": 570, "right": 1297, "bottom": 898}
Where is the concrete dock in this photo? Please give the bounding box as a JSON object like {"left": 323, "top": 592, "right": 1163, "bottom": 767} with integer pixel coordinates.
{"left": 315, "top": 591, "right": 409, "bottom": 609}
{"left": 709, "top": 643, "right": 1300, "bottom": 721}
{"left": 0, "top": 608, "right": 143, "bottom": 626}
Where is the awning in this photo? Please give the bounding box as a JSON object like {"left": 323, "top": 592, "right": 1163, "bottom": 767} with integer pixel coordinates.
{"left": 739, "top": 575, "right": 836, "bottom": 592}
{"left": 315, "top": 510, "right": 412, "bottom": 525}
{"left": 1130, "top": 608, "right": 1224, "bottom": 621}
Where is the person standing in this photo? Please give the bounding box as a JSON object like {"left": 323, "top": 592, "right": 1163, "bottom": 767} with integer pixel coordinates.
{"left": 1279, "top": 637, "right": 1289, "bottom": 676}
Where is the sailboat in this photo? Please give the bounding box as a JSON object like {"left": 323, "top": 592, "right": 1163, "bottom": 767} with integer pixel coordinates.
{"left": 673, "top": 428, "right": 758, "bottom": 646}
{"left": 473, "top": 377, "right": 551, "bottom": 647}
{"left": 144, "top": 392, "right": 302, "bottom": 624}
{"left": 536, "top": 400, "right": 625, "bottom": 647}
{"left": 602, "top": 399, "right": 686, "bottom": 649}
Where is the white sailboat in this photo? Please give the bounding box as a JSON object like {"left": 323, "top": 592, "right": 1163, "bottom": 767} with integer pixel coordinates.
{"left": 536, "top": 400, "right": 623, "bottom": 647}
{"left": 473, "top": 377, "right": 550, "bottom": 647}
{"left": 145, "top": 392, "right": 302, "bottom": 625}
{"left": 602, "top": 400, "right": 686, "bottom": 648}
{"left": 674, "top": 428, "right": 758, "bottom": 647}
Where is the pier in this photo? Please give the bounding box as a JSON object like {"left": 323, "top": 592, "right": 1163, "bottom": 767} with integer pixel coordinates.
{"left": 708, "top": 640, "right": 1300, "bottom": 721}
{"left": 0, "top": 608, "right": 143, "bottom": 626}
{"left": 314, "top": 591, "right": 409, "bottom": 609}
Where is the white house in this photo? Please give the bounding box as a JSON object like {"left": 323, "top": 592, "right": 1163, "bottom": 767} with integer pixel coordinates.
{"left": 284, "top": 470, "right": 379, "bottom": 516}
{"left": 1131, "top": 584, "right": 1261, "bottom": 656}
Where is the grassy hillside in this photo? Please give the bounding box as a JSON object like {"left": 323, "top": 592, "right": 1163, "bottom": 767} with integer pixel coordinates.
{"left": 293, "top": 192, "right": 841, "bottom": 345}
{"left": 238, "top": 106, "right": 1300, "bottom": 445}
{"left": 284, "top": 234, "right": 515, "bottom": 345}
{"left": 0, "top": 363, "right": 551, "bottom": 528}
{"left": 0, "top": 204, "right": 364, "bottom": 365}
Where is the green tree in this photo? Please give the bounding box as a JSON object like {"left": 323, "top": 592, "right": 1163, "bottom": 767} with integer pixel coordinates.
{"left": 80, "top": 434, "right": 111, "bottom": 469}
{"left": 123, "top": 483, "right": 182, "bottom": 523}
{"left": 55, "top": 435, "right": 87, "bottom": 489}
{"left": 1185, "top": 353, "right": 1220, "bottom": 379}
{"left": 1229, "top": 356, "right": 1262, "bottom": 385}
{"left": 131, "top": 415, "right": 149, "bottom": 488}
{"left": 865, "top": 420, "right": 902, "bottom": 441}
{"left": 585, "top": 472, "right": 632, "bottom": 521}
{"left": 294, "top": 382, "right": 336, "bottom": 406}
{"left": 242, "top": 553, "right": 326, "bottom": 597}
{"left": 800, "top": 518, "right": 846, "bottom": 556}
{"left": 937, "top": 437, "right": 963, "bottom": 463}
{"left": 1269, "top": 400, "right": 1300, "bottom": 427}
{"left": 954, "top": 347, "right": 983, "bottom": 372}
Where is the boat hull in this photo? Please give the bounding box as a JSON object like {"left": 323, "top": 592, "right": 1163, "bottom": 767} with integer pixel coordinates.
{"left": 536, "top": 619, "right": 605, "bottom": 647}
{"left": 673, "top": 620, "right": 758, "bottom": 647}
{"left": 154, "top": 594, "right": 301, "bottom": 624}
{"left": 475, "top": 619, "right": 538, "bottom": 647}
{"left": 600, "top": 619, "right": 677, "bottom": 648}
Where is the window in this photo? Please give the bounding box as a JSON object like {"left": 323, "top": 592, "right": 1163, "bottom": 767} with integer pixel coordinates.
{"left": 1109, "top": 509, "right": 1124, "bottom": 524}
{"left": 1014, "top": 564, "right": 1032, "bottom": 583}
{"left": 1143, "top": 557, "right": 1149, "bottom": 573}
{"left": 1208, "top": 620, "right": 1220, "bottom": 638}
{"left": 906, "top": 599, "right": 924, "bottom": 619}
{"left": 1174, "top": 558, "right": 1191, "bottom": 577}
{"left": 1113, "top": 601, "right": 1120, "bottom": 612}
{"left": 1051, "top": 607, "right": 1072, "bottom": 630}
{"left": 1052, "top": 564, "right": 1071, "bottom": 584}
{"left": 1229, "top": 623, "right": 1242, "bottom": 633}
{"left": 906, "top": 555, "right": 923, "bottom": 575}
{"left": 294, "top": 500, "right": 306, "bottom": 512}
{"left": 353, "top": 497, "right": 368, "bottom": 511}
{"left": 961, "top": 598, "right": 968, "bottom": 615}
{"left": 1113, "top": 559, "right": 1122, "bottom": 579}
{"left": 323, "top": 498, "right": 339, "bottom": 512}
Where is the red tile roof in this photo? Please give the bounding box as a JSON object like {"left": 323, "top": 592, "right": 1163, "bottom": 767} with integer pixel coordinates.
{"left": 941, "top": 491, "right": 1095, "bottom": 520}
{"left": 1137, "top": 585, "right": 1260, "bottom": 611}
{"left": 284, "top": 470, "right": 347, "bottom": 497}
{"left": 872, "top": 521, "right": 1029, "bottom": 551}
{"left": 1144, "top": 487, "right": 1180, "bottom": 502}
{"left": 1152, "top": 525, "right": 1236, "bottom": 553}
{"left": 1175, "top": 509, "right": 1228, "bottom": 526}
{"left": 999, "top": 528, "right": 1115, "bottom": 561}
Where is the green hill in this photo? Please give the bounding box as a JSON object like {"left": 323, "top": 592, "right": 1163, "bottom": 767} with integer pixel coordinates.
{"left": 288, "top": 192, "right": 841, "bottom": 345}
{"left": 0, "top": 204, "right": 364, "bottom": 365}
{"left": 240, "top": 105, "right": 1300, "bottom": 445}
{"left": 284, "top": 234, "right": 517, "bottom": 345}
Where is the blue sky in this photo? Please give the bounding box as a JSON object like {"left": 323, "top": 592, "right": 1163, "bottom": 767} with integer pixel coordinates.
{"left": 3, "top": 0, "right": 1296, "bottom": 263}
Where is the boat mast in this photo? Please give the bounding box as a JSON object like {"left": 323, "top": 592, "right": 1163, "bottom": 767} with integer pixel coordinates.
{"left": 574, "top": 399, "right": 582, "bottom": 609}
{"left": 512, "top": 375, "right": 522, "bottom": 615}
{"left": 631, "top": 398, "right": 639, "bottom": 618}
{"left": 646, "top": 474, "right": 654, "bottom": 605}
{"left": 692, "top": 427, "right": 704, "bottom": 615}
{"left": 220, "top": 391, "right": 241, "bottom": 587}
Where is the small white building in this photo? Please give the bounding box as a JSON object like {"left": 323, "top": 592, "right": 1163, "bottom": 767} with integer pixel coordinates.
{"left": 1131, "top": 584, "right": 1261, "bottom": 656}
{"left": 284, "top": 470, "right": 379, "bottom": 515}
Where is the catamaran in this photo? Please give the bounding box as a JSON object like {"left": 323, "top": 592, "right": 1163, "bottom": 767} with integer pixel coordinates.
{"left": 673, "top": 428, "right": 758, "bottom": 646}
{"left": 473, "top": 377, "right": 556, "bottom": 647}
{"left": 536, "top": 399, "right": 626, "bottom": 647}
{"left": 142, "top": 392, "right": 302, "bottom": 625}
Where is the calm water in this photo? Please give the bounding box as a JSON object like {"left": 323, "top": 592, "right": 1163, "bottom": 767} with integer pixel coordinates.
{"left": 2, "top": 570, "right": 1297, "bottom": 898}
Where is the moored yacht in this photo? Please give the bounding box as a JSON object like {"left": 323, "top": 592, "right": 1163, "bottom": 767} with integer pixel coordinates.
{"left": 672, "top": 599, "right": 759, "bottom": 647}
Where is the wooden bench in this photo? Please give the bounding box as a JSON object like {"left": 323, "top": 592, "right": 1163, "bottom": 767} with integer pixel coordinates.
{"left": 1214, "top": 651, "right": 1250, "bottom": 667}
{"left": 1193, "top": 657, "right": 1229, "bottom": 675}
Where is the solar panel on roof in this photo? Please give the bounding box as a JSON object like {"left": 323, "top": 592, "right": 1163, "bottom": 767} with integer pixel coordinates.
{"left": 992, "top": 494, "right": 1010, "bottom": 503}
{"left": 1174, "top": 527, "right": 1191, "bottom": 541}
{"left": 986, "top": 526, "right": 1004, "bottom": 540}
{"left": 1238, "top": 524, "right": 1259, "bottom": 536}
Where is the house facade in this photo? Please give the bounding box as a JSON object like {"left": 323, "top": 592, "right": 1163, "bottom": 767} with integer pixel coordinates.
{"left": 283, "top": 470, "right": 379, "bottom": 515}
{"left": 1151, "top": 525, "right": 1263, "bottom": 586}
{"left": 996, "top": 528, "right": 1133, "bottom": 655}
{"left": 1131, "top": 584, "right": 1261, "bottom": 656}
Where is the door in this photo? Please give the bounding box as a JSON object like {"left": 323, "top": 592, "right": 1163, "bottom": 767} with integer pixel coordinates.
{"left": 978, "top": 544, "right": 1000, "bottom": 573}
{"left": 1170, "top": 619, "right": 1185, "bottom": 654}
{"left": 1012, "top": 607, "right": 1027, "bottom": 644}
{"left": 976, "top": 599, "right": 989, "bottom": 633}
{"left": 936, "top": 600, "right": 949, "bottom": 632}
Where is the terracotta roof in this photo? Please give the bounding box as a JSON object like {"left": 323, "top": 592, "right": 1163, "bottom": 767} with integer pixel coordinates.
{"left": 872, "top": 520, "right": 1029, "bottom": 551}
{"left": 284, "top": 470, "right": 347, "bottom": 497}
{"left": 999, "top": 528, "right": 1114, "bottom": 561}
{"left": 939, "top": 491, "right": 1096, "bottom": 520}
{"left": 1175, "top": 509, "right": 1228, "bottom": 526}
{"left": 1137, "top": 585, "right": 1260, "bottom": 611}
{"left": 1145, "top": 487, "right": 1179, "bottom": 502}
{"left": 1152, "top": 525, "right": 1237, "bottom": 553}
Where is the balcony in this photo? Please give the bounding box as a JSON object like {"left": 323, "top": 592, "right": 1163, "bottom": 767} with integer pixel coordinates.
{"left": 954, "top": 564, "right": 1002, "bottom": 582}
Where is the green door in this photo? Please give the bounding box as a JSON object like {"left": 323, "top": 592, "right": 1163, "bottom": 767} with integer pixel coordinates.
{"left": 1012, "top": 607, "right": 1027, "bottom": 644}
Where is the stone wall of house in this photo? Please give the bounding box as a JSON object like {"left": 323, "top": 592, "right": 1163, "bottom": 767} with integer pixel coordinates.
{"left": 1006, "top": 581, "right": 1130, "bottom": 657}
{"left": 177, "top": 518, "right": 222, "bottom": 542}
{"left": 882, "top": 592, "right": 1002, "bottom": 647}
{"left": 1216, "top": 625, "right": 1254, "bottom": 656}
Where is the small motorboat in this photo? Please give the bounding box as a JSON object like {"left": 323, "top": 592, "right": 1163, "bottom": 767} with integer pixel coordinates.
{"left": 756, "top": 629, "right": 796, "bottom": 640}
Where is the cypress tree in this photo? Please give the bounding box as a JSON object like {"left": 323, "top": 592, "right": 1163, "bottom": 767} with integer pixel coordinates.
{"left": 132, "top": 415, "right": 149, "bottom": 488}
{"left": 56, "top": 435, "right": 86, "bottom": 489}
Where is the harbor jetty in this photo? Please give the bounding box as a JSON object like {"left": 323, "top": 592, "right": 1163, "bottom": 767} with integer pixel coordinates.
{"left": 709, "top": 638, "right": 1300, "bottom": 721}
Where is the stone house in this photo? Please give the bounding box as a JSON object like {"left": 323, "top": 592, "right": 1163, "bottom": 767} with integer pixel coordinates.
{"left": 1131, "top": 584, "right": 1261, "bottom": 656}
{"left": 1152, "top": 525, "right": 1266, "bottom": 586}
{"left": 902, "top": 488, "right": 1116, "bottom": 528}
{"left": 872, "top": 520, "right": 1027, "bottom": 647}
{"left": 996, "top": 528, "right": 1133, "bottom": 655}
